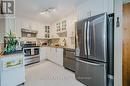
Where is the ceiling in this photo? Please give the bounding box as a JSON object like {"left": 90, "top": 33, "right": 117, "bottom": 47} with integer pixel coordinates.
{"left": 16, "top": 0, "right": 86, "bottom": 24}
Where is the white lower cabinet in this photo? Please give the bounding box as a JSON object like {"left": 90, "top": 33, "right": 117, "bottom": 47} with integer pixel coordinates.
{"left": 47, "top": 47, "right": 54, "bottom": 61}
{"left": 46, "top": 47, "right": 52, "bottom": 60}
{"left": 40, "top": 47, "right": 47, "bottom": 61}
{"left": 45, "top": 47, "right": 63, "bottom": 66}
{"left": 40, "top": 47, "right": 63, "bottom": 66}
{"left": 0, "top": 54, "right": 25, "bottom": 86}
{"left": 55, "top": 48, "right": 63, "bottom": 66}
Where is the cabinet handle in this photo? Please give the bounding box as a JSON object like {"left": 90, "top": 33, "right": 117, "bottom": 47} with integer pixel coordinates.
{"left": 77, "top": 59, "right": 101, "bottom": 66}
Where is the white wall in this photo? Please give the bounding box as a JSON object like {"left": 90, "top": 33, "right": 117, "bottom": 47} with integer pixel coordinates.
{"left": 0, "top": 18, "right": 5, "bottom": 43}
{"left": 114, "top": 0, "right": 123, "bottom": 86}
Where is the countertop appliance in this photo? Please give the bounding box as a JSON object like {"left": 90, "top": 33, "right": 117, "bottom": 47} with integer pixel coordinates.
{"left": 63, "top": 48, "right": 75, "bottom": 72}
{"left": 23, "top": 43, "right": 40, "bottom": 65}
{"left": 75, "top": 13, "right": 114, "bottom": 86}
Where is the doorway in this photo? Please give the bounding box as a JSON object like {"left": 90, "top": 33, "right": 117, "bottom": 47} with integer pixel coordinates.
{"left": 123, "top": 2, "right": 130, "bottom": 86}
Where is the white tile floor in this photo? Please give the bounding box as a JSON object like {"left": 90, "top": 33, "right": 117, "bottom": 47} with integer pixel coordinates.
{"left": 24, "top": 60, "right": 85, "bottom": 86}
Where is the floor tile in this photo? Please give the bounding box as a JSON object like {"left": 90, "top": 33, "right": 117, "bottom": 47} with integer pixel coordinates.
{"left": 24, "top": 61, "right": 85, "bottom": 86}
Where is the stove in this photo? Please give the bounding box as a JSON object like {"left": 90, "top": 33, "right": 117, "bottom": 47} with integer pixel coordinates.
{"left": 23, "top": 43, "right": 40, "bottom": 65}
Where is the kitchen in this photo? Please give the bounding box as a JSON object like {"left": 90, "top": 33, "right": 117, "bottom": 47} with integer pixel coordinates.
{"left": 0, "top": 0, "right": 123, "bottom": 86}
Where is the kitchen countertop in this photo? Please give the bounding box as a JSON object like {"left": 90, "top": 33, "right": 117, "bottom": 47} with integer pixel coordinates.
{"left": 0, "top": 51, "right": 25, "bottom": 86}
{"left": 40, "top": 46, "right": 67, "bottom": 48}
{"left": 0, "top": 51, "right": 23, "bottom": 58}
{"left": 40, "top": 46, "right": 75, "bottom": 49}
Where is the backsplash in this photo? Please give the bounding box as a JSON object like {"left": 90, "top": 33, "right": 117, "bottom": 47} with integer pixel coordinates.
{"left": 0, "top": 43, "right": 4, "bottom": 55}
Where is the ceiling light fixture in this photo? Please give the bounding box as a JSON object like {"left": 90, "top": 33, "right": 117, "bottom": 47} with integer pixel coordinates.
{"left": 40, "top": 7, "right": 55, "bottom": 15}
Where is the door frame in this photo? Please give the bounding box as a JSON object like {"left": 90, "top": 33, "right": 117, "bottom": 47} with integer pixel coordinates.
{"left": 114, "top": 0, "right": 123, "bottom": 86}
{"left": 122, "top": 1, "right": 130, "bottom": 86}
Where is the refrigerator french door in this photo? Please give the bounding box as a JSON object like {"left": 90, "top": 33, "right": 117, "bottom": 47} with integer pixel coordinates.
{"left": 75, "top": 13, "right": 114, "bottom": 86}
{"left": 75, "top": 19, "right": 87, "bottom": 58}
{"left": 87, "top": 13, "right": 107, "bottom": 62}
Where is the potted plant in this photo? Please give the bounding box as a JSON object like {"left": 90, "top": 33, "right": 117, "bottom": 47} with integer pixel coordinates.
{"left": 4, "top": 30, "right": 18, "bottom": 54}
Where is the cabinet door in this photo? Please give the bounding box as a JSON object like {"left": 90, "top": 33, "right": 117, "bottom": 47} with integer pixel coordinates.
{"left": 47, "top": 47, "right": 55, "bottom": 61}
{"left": 50, "top": 25, "right": 58, "bottom": 38}
{"left": 37, "top": 28, "right": 45, "bottom": 39}
{"left": 88, "top": 0, "right": 105, "bottom": 17}
{"left": 77, "top": 0, "right": 114, "bottom": 21}
{"left": 40, "top": 47, "right": 47, "bottom": 61}
{"left": 51, "top": 48, "right": 56, "bottom": 62}
{"left": 48, "top": 47, "right": 53, "bottom": 61}
{"left": 105, "top": 0, "right": 114, "bottom": 14}
{"left": 46, "top": 47, "right": 51, "bottom": 59}
{"left": 55, "top": 48, "right": 63, "bottom": 66}
{"left": 88, "top": 0, "right": 114, "bottom": 17}
{"left": 47, "top": 48, "right": 63, "bottom": 66}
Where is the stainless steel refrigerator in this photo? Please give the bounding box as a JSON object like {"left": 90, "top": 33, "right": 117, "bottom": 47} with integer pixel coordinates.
{"left": 75, "top": 13, "right": 114, "bottom": 86}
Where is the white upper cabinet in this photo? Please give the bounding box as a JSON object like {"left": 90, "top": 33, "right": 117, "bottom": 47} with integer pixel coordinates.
{"left": 37, "top": 26, "right": 51, "bottom": 39}
{"left": 89, "top": 0, "right": 106, "bottom": 16}
{"left": 50, "top": 13, "right": 76, "bottom": 39}
{"left": 105, "top": 0, "right": 114, "bottom": 14}
{"left": 37, "top": 28, "right": 45, "bottom": 39}
{"left": 77, "top": 0, "right": 114, "bottom": 20}
{"left": 50, "top": 23, "right": 59, "bottom": 38}
{"left": 44, "top": 26, "right": 50, "bottom": 39}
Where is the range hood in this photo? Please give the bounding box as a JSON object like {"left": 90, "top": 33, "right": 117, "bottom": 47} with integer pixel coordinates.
{"left": 21, "top": 28, "right": 38, "bottom": 34}
{"left": 21, "top": 28, "right": 38, "bottom": 37}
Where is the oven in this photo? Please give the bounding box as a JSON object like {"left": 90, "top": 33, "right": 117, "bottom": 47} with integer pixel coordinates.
{"left": 23, "top": 44, "right": 40, "bottom": 65}
{"left": 24, "top": 47, "right": 39, "bottom": 56}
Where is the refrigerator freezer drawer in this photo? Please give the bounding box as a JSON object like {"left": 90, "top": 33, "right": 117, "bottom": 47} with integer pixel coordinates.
{"left": 75, "top": 59, "right": 107, "bottom": 86}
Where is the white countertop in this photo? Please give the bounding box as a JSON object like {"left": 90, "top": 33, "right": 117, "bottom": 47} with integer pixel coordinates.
{"left": 40, "top": 46, "right": 75, "bottom": 49}
{"left": 0, "top": 53, "right": 24, "bottom": 59}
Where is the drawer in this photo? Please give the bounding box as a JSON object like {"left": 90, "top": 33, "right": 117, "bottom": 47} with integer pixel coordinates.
{"left": 25, "top": 57, "right": 40, "bottom": 65}
{"left": 2, "top": 58, "right": 24, "bottom": 70}
{"left": 75, "top": 59, "right": 107, "bottom": 86}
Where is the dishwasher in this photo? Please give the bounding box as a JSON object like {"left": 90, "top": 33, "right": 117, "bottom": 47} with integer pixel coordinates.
{"left": 63, "top": 48, "right": 75, "bottom": 72}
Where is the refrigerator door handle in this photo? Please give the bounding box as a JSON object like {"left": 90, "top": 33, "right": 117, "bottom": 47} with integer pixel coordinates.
{"left": 87, "top": 21, "right": 90, "bottom": 55}
{"left": 104, "top": 13, "right": 107, "bottom": 60}
{"left": 77, "top": 59, "right": 101, "bottom": 66}
{"left": 84, "top": 22, "right": 87, "bottom": 55}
